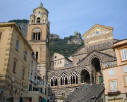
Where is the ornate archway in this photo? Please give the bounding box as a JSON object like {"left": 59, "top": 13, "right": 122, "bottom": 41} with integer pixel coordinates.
{"left": 81, "top": 69, "right": 90, "bottom": 84}
{"left": 91, "top": 57, "right": 103, "bottom": 84}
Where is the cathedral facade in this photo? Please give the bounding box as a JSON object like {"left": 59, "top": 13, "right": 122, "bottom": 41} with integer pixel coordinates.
{"left": 48, "top": 24, "right": 118, "bottom": 101}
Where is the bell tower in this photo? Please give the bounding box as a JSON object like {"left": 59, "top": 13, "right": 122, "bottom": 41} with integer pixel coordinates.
{"left": 27, "top": 3, "right": 50, "bottom": 79}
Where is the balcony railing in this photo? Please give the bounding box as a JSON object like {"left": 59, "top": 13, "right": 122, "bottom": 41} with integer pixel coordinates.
{"left": 108, "top": 90, "right": 121, "bottom": 95}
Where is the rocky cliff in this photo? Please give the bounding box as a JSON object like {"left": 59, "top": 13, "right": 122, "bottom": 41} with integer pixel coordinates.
{"left": 65, "top": 32, "right": 83, "bottom": 45}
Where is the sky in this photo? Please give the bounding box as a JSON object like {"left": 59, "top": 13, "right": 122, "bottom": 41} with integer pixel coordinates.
{"left": 0, "top": 0, "right": 127, "bottom": 39}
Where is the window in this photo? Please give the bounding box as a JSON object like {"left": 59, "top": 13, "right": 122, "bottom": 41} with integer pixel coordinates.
{"left": 51, "top": 79, "right": 53, "bottom": 86}
{"left": 36, "top": 52, "right": 38, "bottom": 60}
{"left": 24, "top": 51, "right": 27, "bottom": 61}
{"left": 109, "top": 80, "right": 117, "bottom": 92}
{"left": 76, "top": 76, "right": 78, "bottom": 84}
{"left": 124, "top": 76, "right": 127, "bottom": 86}
{"left": 73, "top": 76, "right": 75, "bottom": 84}
{"left": 124, "top": 66, "right": 127, "bottom": 72}
{"left": 71, "top": 76, "right": 73, "bottom": 84}
{"left": 60, "top": 78, "right": 63, "bottom": 85}
{"left": 0, "top": 32, "right": 2, "bottom": 40}
{"left": 13, "top": 60, "right": 17, "bottom": 73}
{"left": 37, "top": 17, "right": 40, "bottom": 24}
{"left": 120, "top": 49, "right": 127, "bottom": 61}
{"left": 16, "top": 40, "right": 19, "bottom": 51}
{"left": 32, "top": 52, "right": 34, "bottom": 56}
{"left": 65, "top": 77, "right": 68, "bottom": 85}
{"left": 32, "top": 32, "right": 41, "bottom": 40}
{"left": 32, "top": 20, "right": 34, "bottom": 23}
{"left": 32, "top": 28, "right": 41, "bottom": 40}
{"left": 54, "top": 79, "right": 58, "bottom": 86}
{"left": 22, "top": 68, "right": 25, "bottom": 80}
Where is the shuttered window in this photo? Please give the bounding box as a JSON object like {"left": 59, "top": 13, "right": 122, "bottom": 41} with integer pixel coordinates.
{"left": 110, "top": 80, "right": 117, "bottom": 92}
{"left": 125, "top": 76, "right": 127, "bottom": 86}
{"left": 124, "top": 66, "right": 127, "bottom": 72}
{"left": 120, "top": 49, "right": 127, "bottom": 61}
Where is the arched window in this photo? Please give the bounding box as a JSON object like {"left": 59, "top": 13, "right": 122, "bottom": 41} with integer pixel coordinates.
{"left": 55, "top": 79, "right": 58, "bottom": 86}
{"left": 36, "top": 52, "right": 38, "bottom": 60}
{"left": 37, "top": 17, "right": 40, "bottom": 24}
{"left": 76, "top": 76, "right": 78, "bottom": 84}
{"left": 91, "top": 58, "right": 101, "bottom": 72}
{"left": 81, "top": 69, "right": 90, "bottom": 84}
{"left": 65, "top": 77, "right": 68, "bottom": 85}
{"left": 91, "top": 58, "right": 103, "bottom": 84}
{"left": 32, "top": 28, "right": 41, "bottom": 40}
{"left": 71, "top": 76, "right": 73, "bottom": 84}
{"left": 51, "top": 79, "right": 53, "bottom": 86}
{"left": 73, "top": 76, "right": 75, "bottom": 84}
{"left": 62, "top": 78, "right": 65, "bottom": 85}
{"left": 60, "top": 78, "right": 63, "bottom": 85}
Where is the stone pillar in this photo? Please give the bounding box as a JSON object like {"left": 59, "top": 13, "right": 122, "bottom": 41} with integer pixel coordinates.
{"left": 90, "top": 72, "right": 93, "bottom": 84}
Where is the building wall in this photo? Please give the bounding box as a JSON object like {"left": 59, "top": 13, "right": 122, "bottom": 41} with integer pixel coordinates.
{"left": 0, "top": 23, "right": 33, "bottom": 101}
{"left": 103, "top": 66, "right": 127, "bottom": 95}
{"left": 115, "top": 46, "right": 127, "bottom": 66}
{"left": 53, "top": 53, "right": 65, "bottom": 70}
{"left": 102, "top": 40, "right": 127, "bottom": 102}
{"left": 0, "top": 26, "right": 12, "bottom": 80}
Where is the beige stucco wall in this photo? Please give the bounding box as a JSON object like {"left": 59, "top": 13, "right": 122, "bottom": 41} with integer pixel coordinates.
{"left": 115, "top": 46, "right": 127, "bottom": 66}
{"left": 0, "top": 26, "right": 12, "bottom": 79}
{"left": 0, "top": 23, "right": 34, "bottom": 101}
{"left": 103, "top": 66, "right": 127, "bottom": 95}
{"left": 53, "top": 53, "right": 65, "bottom": 70}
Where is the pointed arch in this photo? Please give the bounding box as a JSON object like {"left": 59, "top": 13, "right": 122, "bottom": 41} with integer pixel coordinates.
{"left": 73, "top": 76, "right": 75, "bottom": 84}
{"left": 60, "top": 77, "right": 63, "bottom": 85}
{"left": 71, "top": 76, "right": 73, "bottom": 84}
{"left": 81, "top": 69, "right": 90, "bottom": 84}
{"left": 51, "top": 79, "right": 53, "bottom": 86}
{"left": 65, "top": 77, "right": 68, "bottom": 85}
{"left": 76, "top": 76, "right": 78, "bottom": 84}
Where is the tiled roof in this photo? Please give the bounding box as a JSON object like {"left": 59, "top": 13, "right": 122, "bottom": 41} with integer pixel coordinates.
{"left": 64, "top": 84, "right": 104, "bottom": 102}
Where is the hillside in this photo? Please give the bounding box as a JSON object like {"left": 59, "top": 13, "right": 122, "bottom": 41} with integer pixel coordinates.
{"left": 8, "top": 19, "right": 84, "bottom": 57}
{"left": 49, "top": 38, "right": 83, "bottom": 57}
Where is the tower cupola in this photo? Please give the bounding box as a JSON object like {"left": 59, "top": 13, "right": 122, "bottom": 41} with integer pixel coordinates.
{"left": 30, "top": 3, "right": 49, "bottom": 25}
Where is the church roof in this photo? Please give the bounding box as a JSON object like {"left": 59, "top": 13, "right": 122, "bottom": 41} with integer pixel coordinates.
{"left": 64, "top": 84, "right": 104, "bottom": 102}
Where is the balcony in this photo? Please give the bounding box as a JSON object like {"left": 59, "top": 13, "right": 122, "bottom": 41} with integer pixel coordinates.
{"left": 108, "top": 90, "right": 121, "bottom": 96}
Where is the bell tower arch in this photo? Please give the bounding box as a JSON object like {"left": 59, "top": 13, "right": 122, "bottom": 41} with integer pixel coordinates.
{"left": 27, "top": 3, "right": 50, "bottom": 79}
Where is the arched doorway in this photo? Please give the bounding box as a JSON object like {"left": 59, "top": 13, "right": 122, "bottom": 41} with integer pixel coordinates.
{"left": 91, "top": 58, "right": 103, "bottom": 84}
{"left": 81, "top": 69, "right": 90, "bottom": 84}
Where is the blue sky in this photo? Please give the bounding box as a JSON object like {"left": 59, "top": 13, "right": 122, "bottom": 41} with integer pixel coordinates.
{"left": 0, "top": 0, "right": 127, "bottom": 39}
